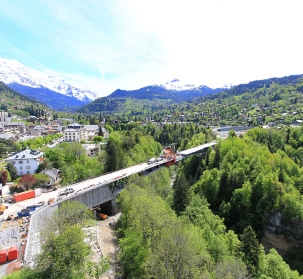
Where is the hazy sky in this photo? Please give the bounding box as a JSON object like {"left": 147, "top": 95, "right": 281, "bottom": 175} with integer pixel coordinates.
{"left": 1, "top": 0, "right": 302, "bottom": 96}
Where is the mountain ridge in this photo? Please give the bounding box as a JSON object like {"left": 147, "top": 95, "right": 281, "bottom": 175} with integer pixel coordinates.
{"left": 0, "top": 57, "right": 100, "bottom": 110}
{"left": 107, "top": 83, "right": 223, "bottom": 101}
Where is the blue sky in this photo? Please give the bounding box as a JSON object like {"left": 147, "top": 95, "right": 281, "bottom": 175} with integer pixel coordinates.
{"left": 1, "top": 0, "right": 303, "bottom": 97}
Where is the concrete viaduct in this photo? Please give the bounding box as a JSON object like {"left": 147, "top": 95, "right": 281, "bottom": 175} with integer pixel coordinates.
{"left": 24, "top": 140, "right": 217, "bottom": 266}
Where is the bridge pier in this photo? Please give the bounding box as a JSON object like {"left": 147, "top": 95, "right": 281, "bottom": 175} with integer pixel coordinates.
{"left": 99, "top": 199, "right": 118, "bottom": 216}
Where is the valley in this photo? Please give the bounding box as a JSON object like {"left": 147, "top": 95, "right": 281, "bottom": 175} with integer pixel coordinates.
{"left": 1, "top": 57, "right": 303, "bottom": 278}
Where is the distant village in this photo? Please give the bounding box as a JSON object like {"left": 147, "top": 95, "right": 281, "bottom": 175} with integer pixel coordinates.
{"left": 0, "top": 112, "right": 109, "bottom": 187}
{"left": 158, "top": 103, "right": 303, "bottom": 128}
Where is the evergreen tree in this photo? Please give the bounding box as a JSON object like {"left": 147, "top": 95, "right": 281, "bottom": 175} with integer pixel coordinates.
{"left": 213, "top": 143, "right": 221, "bottom": 168}
{"left": 105, "top": 138, "right": 125, "bottom": 172}
{"left": 205, "top": 146, "right": 212, "bottom": 167}
{"left": 98, "top": 127, "right": 103, "bottom": 136}
{"left": 6, "top": 162, "right": 17, "bottom": 181}
{"left": 172, "top": 172, "right": 190, "bottom": 216}
{"left": 237, "top": 225, "right": 261, "bottom": 275}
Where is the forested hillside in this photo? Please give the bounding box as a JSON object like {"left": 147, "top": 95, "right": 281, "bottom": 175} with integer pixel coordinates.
{"left": 174, "top": 74, "right": 303, "bottom": 126}
{"left": 75, "top": 74, "right": 303, "bottom": 128}
{"left": 5, "top": 122, "right": 303, "bottom": 278}
{"left": 0, "top": 82, "right": 50, "bottom": 117}
{"left": 117, "top": 165, "right": 303, "bottom": 278}
{"left": 77, "top": 83, "right": 222, "bottom": 114}
{"left": 76, "top": 96, "right": 176, "bottom": 115}
{"left": 106, "top": 123, "right": 303, "bottom": 278}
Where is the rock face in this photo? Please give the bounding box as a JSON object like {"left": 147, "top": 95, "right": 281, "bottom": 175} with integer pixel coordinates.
{"left": 262, "top": 212, "right": 303, "bottom": 254}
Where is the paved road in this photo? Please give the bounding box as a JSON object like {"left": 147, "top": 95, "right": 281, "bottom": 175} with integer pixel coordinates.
{"left": 2, "top": 160, "right": 165, "bottom": 218}
{"left": 2, "top": 140, "right": 217, "bottom": 218}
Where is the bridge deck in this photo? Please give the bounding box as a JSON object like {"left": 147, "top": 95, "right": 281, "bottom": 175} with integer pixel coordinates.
{"left": 178, "top": 140, "right": 217, "bottom": 156}
{"left": 24, "top": 139, "right": 218, "bottom": 266}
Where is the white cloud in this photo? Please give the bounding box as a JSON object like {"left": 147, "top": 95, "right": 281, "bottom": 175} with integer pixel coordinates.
{"left": 1, "top": 0, "right": 303, "bottom": 96}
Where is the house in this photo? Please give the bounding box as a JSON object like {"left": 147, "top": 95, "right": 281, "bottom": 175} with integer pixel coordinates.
{"left": 82, "top": 144, "right": 100, "bottom": 156}
{"left": 5, "top": 149, "right": 44, "bottom": 176}
{"left": 83, "top": 125, "right": 99, "bottom": 140}
{"left": 0, "top": 112, "right": 8, "bottom": 122}
{"left": 27, "top": 116, "right": 40, "bottom": 124}
{"left": 3, "top": 122, "right": 26, "bottom": 134}
{"left": 32, "top": 126, "right": 46, "bottom": 136}
{"left": 39, "top": 168, "right": 61, "bottom": 186}
{"left": 0, "top": 133, "right": 19, "bottom": 141}
{"left": 290, "top": 119, "right": 303, "bottom": 127}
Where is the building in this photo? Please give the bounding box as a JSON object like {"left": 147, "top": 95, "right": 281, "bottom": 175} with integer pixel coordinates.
{"left": 98, "top": 121, "right": 109, "bottom": 139}
{"left": 39, "top": 168, "right": 61, "bottom": 186}
{"left": 0, "top": 133, "right": 19, "bottom": 141}
{"left": 5, "top": 149, "right": 44, "bottom": 176}
{"left": 32, "top": 126, "right": 46, "bottom": 137}
{"left": 0, "top": 112, "right": 8, "bottom": 122}
{"left": 82, "top": 144, "right": 100, "bottom": 156}
{"left": 63, "top": 123, "right": 85, "bottom": 142}
{"left": 63, "top": 122, "right": 108, "bottom": 142}
{"left": 27, "top": 116, "right": 40, "bottom": 124}
{"left": 2, "top": 122, "right": 26, "bottom": 134}
{"left": 83, "top": 125, "right": 99, "bottom": 140}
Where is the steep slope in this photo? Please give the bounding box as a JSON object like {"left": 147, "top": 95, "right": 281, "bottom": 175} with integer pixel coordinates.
{"left": 0, "top": 81, "right": 50, "bottom": 116}
{"left": 7, "top": 83, "right": 89, "bottom": 111}
{"left": 203, "top": 74, "right": 303, "bottom": 100}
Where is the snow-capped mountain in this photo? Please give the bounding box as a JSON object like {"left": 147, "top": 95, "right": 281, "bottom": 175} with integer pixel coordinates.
{"left": 159, "top": 78, "right": 201, "bottom": 91}
{"left": 0, "top": 57, "right": 99, "bottom": 104}
{"left": 108, "top": 79, "right": 223, "bottom": 102}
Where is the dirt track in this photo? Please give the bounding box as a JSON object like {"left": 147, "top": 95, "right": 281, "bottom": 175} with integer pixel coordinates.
{"left": 97, "top": 215, "right": 121, "bottom": 279}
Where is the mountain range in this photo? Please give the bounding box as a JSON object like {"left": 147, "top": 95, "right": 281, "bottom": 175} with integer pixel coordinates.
{"left": 0, "top": 58, "right": 223, "bottom": 111}
{"left": 0, "top": 58, "right": 99, "bottom": 111}
{"left": 109, "top": 79, "right": 223, "bottom": 102}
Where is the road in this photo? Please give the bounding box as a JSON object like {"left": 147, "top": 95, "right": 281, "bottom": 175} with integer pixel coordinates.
{"left": 2, "top": 160, "right": 165, "bottom": 218}
{"left": 2, "top": 140, "right": 217, "bottom": 218}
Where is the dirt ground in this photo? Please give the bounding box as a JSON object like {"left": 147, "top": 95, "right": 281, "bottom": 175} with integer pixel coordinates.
{"left": 97, "top": 215, "right": 122, "bottom": 279}
{"left": 261, "top": 231, "right": 293, "bottom": 255}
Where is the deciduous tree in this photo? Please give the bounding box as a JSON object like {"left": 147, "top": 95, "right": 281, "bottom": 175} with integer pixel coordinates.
{"left": 18, "top": 174, "right": 36, "bottom": 190}
{"left": 0, "top": 170, "right": 8, "bottom": 186}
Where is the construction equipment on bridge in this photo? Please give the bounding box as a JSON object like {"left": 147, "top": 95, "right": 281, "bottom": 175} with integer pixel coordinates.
{"left": 0, "top": 204, "right": 8, "bottom": 215}
{"left": 47, "top": 198, "right": 55, "bottom": 205}
{"left": 160, "top": 143, "right": 182, "bottom": 166}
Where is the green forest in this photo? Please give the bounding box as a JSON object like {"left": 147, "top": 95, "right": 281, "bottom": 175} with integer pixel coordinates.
{"left": 0, "top": 82, "right": 50, "bottom": 118}
{"left": 43, "top": 124, "right": 303, "bottom": 278}
{"left": 37, "top": 122, "right": 214, "bottom": 186}
{"left": 115, "top": 125, "right": 303, "bottom": 278}
{"left": 3, "top": 121, "right": 303, "bottom": 278}
{"left": 74, "top": 74, "right": 303, "bottom": 127}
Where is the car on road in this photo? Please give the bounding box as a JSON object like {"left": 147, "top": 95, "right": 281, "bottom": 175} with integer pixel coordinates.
{"left": 59, "top": 187, "right": 75, "bottom": 196}
{"left": 66, "top": 188, "right": 75, "bottom": 194}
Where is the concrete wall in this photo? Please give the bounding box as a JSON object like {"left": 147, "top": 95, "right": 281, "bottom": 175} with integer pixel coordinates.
{"left": 24, "top": 203, "right": 59, "bottom": 267}
{"left": 24, "top": 184, "right": 114, "bottom": 266}
{"left": 64, "top": 184, "right": 113, "bottom": 208}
